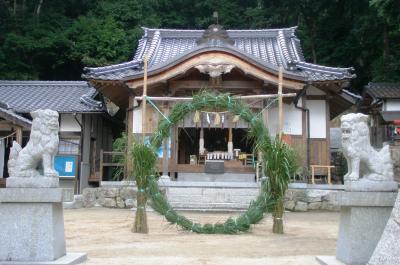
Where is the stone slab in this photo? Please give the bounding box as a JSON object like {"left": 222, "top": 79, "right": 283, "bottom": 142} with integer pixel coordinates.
{"left": 316, "top": 256, "right": 346, "bottom": 265}
{"left": 0, "top": 253, "right": 87, "bottom": 265}
{"left": 178, "top": 173, "right": 255, "bottom": 182}
{"left": 159, "top": 180, "right": 260, "bottom": 188}
{"left": 344, "top": 180, "right": 398, "bottom": 192}
{"left": 0, "top": 188, "right": 73, "bottom": 203}
{"left": 204, "top": 160, "right": 224, "bottom": 174}
{"left": 338, "top": 191, "right": 397, "bottom": 207}
{"left": 289, "top": 183, "right": 345, "bottom": 190}
{"left": 368, "top": 191, "right": 400, "bottom": 265}
{"left": 6, "top": 177, "right": 59, "bottom": 188}
{"left": 336, "top": 192, "right": 396, "bottom": 265}
{"left": 0, "top": 202, "right": 66, "bottom": 261}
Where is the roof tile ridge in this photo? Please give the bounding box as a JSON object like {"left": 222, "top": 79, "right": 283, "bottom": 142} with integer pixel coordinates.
{"left": 83, "top": 59, "right": 142, "bottom": 75}
{"left": 144, "top": 30, "right": 161, "bottom": 62}
{"left": 133, "top": 28, "right": 149, "bottom": 60}
{"left": 0, "top": 80, "right": 88, "bottom": 85}
{"left": 142, "top": 27, "right": 204, "bottom": 32}
{"left": 80, "top": 87, "right": 103, "bottom": 110}
{"left": 297, "top": 61, "right": 355, "bottom": 72}
{"left": 277, "top": 30, "right": 295, "bottom": 65}
{"left": 227, "top": 26, "right": 297, "bottom": 32}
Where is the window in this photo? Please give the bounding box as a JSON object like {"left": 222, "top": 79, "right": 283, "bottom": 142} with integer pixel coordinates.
{"left": 58, "top": 139, "right": 80, "bottom": 155}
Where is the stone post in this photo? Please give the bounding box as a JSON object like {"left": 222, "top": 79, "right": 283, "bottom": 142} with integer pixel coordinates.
{"left": 0, "top": 109, "right": 86, "bottom": 265}
{"left": 317, "top": 113, "right": 399, "bottom": 265}
{"left": 0, "top": 188, "right": 86, "bottom": 264}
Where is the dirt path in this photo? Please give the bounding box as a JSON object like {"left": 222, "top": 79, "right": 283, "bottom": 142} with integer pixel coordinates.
{"left": 64, "top": 208, "right": 339, "bottom": 265}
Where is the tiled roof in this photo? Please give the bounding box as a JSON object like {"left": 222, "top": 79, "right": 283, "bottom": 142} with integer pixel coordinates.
{"left": 0, "top": 105, "right": 32, "bottom": 129}
{"left": 83, "top": 26, "right": 355, "bottom": 82}
{"left": 364, "top": 83, "right": 400, "bottom": 99}
{"left": 0, "top": 81, "right": 104, "bottom": 113}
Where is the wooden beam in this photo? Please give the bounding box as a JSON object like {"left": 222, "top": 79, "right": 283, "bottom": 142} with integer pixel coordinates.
{"left": 169, "top": 80, "right": 262, "bottom": 90}
{"left": 135, "top": 93, "right": 297, "bottom": 102}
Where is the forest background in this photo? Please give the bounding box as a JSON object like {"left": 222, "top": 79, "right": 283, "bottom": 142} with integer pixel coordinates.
{"left": 0, "top": 0, "right": 399, "bottom": 92}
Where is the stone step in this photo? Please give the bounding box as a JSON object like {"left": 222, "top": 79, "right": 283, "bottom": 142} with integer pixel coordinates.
{"left": 169, "top": 201, "right": 251, "bottom": 211}
{"left": 164, "top": 183, "right": 260, "bottom": 211}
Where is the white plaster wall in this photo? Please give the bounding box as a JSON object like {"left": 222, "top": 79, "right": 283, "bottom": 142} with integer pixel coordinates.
{"left": 384, "top": 99, "right": 400, "bottom": 111}
{"left": 308, "top": 100, "right": 326, "bottom": 138}
{"left": 306, "top": 86, "right": 326, "bottom": 95}
{"left": 132, "top": 108, "right": 142, "bottom": 133}
{"left": 267, "top": 102, "right": 303, "bottom": 136}
{"left": 60, "top": 114, "right": 81, "bottom": 132}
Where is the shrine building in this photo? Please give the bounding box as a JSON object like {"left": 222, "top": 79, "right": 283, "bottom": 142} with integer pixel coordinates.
{"left": 83, "top": 25, "right": 358, "bottom": 182}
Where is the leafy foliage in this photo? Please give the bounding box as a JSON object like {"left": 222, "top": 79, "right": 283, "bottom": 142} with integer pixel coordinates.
{"left": 132, "top": 91, "right": 298, "bottom": 234}
{"left": 1, "top": 1, "right": 400, "bottom": 86}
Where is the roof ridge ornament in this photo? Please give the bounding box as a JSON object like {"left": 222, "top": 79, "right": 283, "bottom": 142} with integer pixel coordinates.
{"left": 196, "top": 24, "right": 234, "bottom": 46}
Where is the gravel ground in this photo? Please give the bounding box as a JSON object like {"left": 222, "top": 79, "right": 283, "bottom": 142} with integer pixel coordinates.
{"left": 64, "top": 208, "right": 339, "bottom": 265}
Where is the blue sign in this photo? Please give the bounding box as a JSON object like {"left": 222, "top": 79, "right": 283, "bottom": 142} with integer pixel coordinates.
{"left": 55, "top": 155, "right": 77, "bottom": 178}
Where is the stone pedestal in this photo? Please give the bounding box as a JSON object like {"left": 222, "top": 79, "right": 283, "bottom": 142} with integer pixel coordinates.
{"left": 317, "top": 191, "right": 397, "bottom": 265}
{"left": 0, "top": 188, "right": 86, "bottom": 265}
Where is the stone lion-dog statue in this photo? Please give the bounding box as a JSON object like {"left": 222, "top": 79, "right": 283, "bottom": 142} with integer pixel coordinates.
{"left": 341, "top": 113, "right": 394, "bottom": 182}
{"left": 8, "top": 109, "right": 59, "bottom": 181}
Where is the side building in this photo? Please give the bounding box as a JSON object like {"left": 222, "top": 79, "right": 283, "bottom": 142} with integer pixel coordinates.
{"left": 0, "top": 81, "right": 122, "bottom": 191}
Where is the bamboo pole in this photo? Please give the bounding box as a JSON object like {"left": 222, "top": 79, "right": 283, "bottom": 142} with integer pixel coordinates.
{"left": 278, "top": 66, "right": 283, "bottom": 140}
{"left": 141, "top": 54, "right": 148, "bottom": 142}
{"left": 273, "top": 66, "right": 285, "bottom": 234}
{"left": 134, "top": 54, "right": 149, "bottom": 234}
{"left": 134, "top": 93, "right": 296, "bottom": 102}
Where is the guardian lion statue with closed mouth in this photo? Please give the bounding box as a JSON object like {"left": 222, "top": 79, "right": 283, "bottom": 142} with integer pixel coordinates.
{"left": 8, "top": 109, "right": 59, "bottom": 183}
{"left": 341, "top": 113, "right": 394, "bottom": 182}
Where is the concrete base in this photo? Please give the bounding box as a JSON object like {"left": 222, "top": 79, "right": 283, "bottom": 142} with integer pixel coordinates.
{"left": 178, "top": 172, "right": 255, "bottom": 182}
{"left": 0, "top": 188, "right": 82, "bottom": 263}
{"left": 317, "top": 256, "right": 346, "bottom": 265}
{"left": 6, "top": 177, "right": 59, "bottom": 188}
{"left": 0, "top": 252, "right": 87, "bottom": 265}
{"left": 335, "top": 191, "right": 397, "bottom": 265}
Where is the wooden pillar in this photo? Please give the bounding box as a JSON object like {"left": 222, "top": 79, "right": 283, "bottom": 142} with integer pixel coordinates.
{"left": 162, "top": 102, "right": 170, "bottom": 176}
{"left": 326, "top": 93, "right": 331, "bottom": 169}
{"left": 199, "top": 127, "right": 205, "bottom": 155}
{"left": 169, "top": 125, "right": 178, "bottom": 178}
{"left": 15, "top": 126, "right": 22, "bottom": 145}
{"left": 126, "top": 96, "right": 134, "bottom": 177}
{"left": 227, "top": 127, "right": 233, "bottom": 156}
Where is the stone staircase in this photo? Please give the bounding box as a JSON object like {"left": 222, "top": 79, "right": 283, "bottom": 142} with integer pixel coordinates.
{"left": 160, "top": 180, "right": 261, "bottom": 211}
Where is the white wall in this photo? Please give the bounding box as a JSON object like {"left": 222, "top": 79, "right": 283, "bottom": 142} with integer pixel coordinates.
{"left": 267, "top": 101, "right": 303, "bottom": 136}
{"left": 60, "top": 114, "right": 81, "bottom": 132}
{"left": 132, "top": 108, "right": 142, "bottom": 133}
{"left": 308, "top": 100, "right": 326, "bottom": 138}
{"left": 306, "top": 86, "right": 326, "bottom": 96}
{"left": 384, "top": 99, "right": 400, "bottom": 111}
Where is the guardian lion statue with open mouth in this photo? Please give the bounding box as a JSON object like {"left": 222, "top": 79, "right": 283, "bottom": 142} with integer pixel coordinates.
{"left": 341, "top": 113, "right": 394, "bottom": 182}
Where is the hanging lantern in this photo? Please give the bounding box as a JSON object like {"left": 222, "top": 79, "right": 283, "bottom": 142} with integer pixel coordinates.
{"left": 214, "top": 113, "right": 221, "bottom": 126}
{"left": 193, "top": 110, "right": 200, "bottom": 124}
{"left": 206, "top": 113, "right": 211, "bottom": 128}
